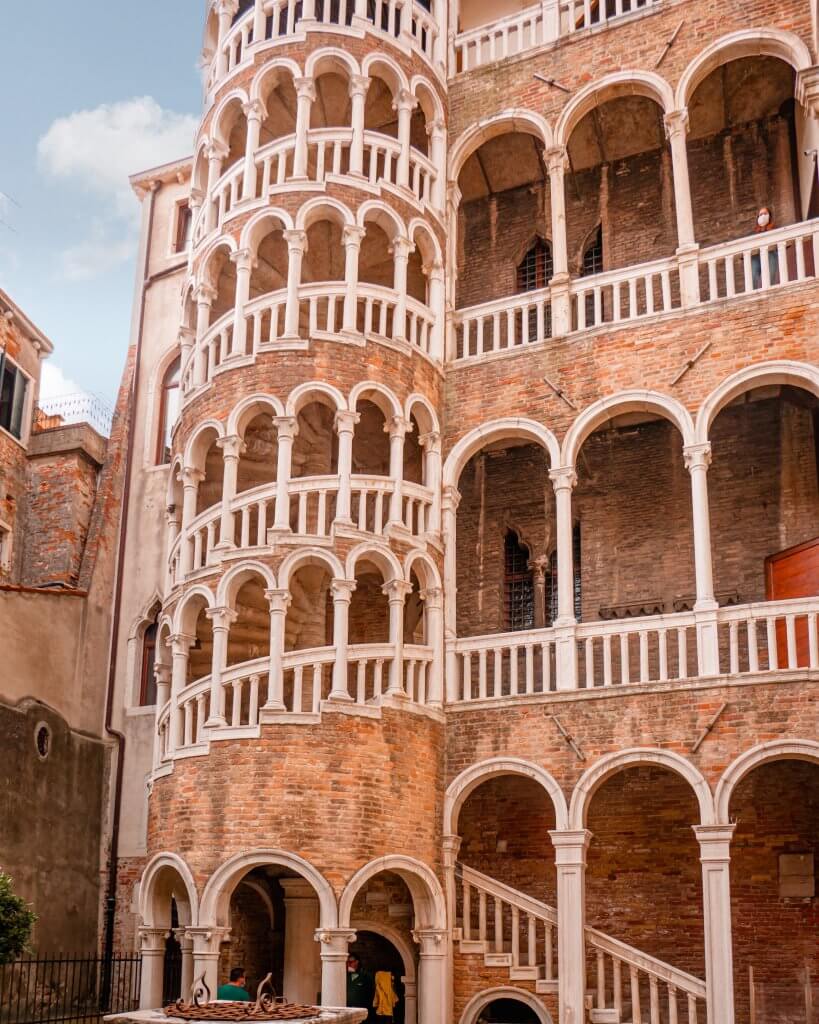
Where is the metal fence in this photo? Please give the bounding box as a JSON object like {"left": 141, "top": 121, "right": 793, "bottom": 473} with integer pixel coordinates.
{"left": 35, "top": 393, "right": 114, "bottom": 438}
{"left": 0, "top": 955, "right": 141, "bottom": 1024}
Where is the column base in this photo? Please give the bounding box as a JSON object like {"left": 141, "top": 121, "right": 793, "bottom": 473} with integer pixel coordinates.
{"left": 204, "top": 715, "right": 228, "bottom": 729}
{"left": 262, "top": 700, "right": 287, "bottom": 712}
{"left": 327, "top": 690, "right": 355, "bottom": 703}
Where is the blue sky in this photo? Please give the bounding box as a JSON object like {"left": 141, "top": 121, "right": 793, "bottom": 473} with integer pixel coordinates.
{"left": 0, "top": 4, "right": 205, "bottom": 405}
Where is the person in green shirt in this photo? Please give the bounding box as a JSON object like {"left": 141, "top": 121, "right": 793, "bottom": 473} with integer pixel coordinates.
{"left": 217, "top": 968, "right": 252, "bottom": 1001}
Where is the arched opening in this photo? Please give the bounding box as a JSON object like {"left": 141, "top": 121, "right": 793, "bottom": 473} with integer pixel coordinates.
{"left": 359, "top": 217, "right": 396, "bottom": 291}
{"left": 303, "top": 217, "right": 345, "bottom": 283}
{"left": 476, "top": 998, "right": 542, "bottom": 1024}
{"left": 348, "top": 931, "right": 408, "bottom": 1024}
{"left": 364, "top": 72, "right": 399, "bottom": 139}
{"left": 584, "top": 765, "right": 704, "bottom": 998}
{"left": 185, "top": 596, "right": 214, "bottom": 685}
{"left": 156, "top": 356, "right": 181, "bottom": 465}
{"left": 292, "top": 400, "right": 339, "bottom": 479}
{"left": 216, "top": 99, "right": 249, "bottom": 176}
{"left": 227, "top": 576, "right": 271, "bottom": 669}
{"left": 139, "top": 858, "right": 197, "bottom": 1008}
{"left": 708, "top": 383, "right": 819, "bottom": 671}
{"left": 237, "top": 413, "right": 278, "bottom": 495}
{"left": 246, "top": 216, "right": 289, "bottom": 342}
{"left": 352, "top": 398, "right": 391, "bottom": 477}
{"left": 403, "top": 413, "right": 424, "bottom": 486}
{"left": 195, "top": 434, "right": 225, "bottom": 517}
{"left": 138, "top": 603, "right": 162, "bottom": 706}
{"left": 349, "top": 558, "right": 391, "bottom": 644}
{"left": 572, "top": 408, "right": 693, "bottom": 684}
{"left": 258, "top": 70, "right": 298, "bottom": 147}
{"left": 204, "top": 244, "right": 238, "bottom": 325}
{"left": 284, "top": 562, "right": 335, "bottom": 711}
{"left": 688, "top": 56, "right": 804, "bottom": 252}
{"left": 311, "top": 71, "right": 352, "bottom": 130}
{"left": 728, "top": 758, "right": 819, "bottom": 1023}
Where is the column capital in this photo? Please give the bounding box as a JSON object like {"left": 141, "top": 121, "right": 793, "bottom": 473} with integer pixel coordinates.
{"left": 334, "top": 409, "right": 361, "bottom": 435}
{"left": 383, "top": 578, "right": 414, "bottom": 602}
{"left": 442, "top": 484, "right": 461, "bottom": 511}
{"left": 796, "top": 65, "right": 819, "bottom": 117}
{"left": 349, "top": 74, "right": 371, "bottom": 98}
{"left": 229, "top": 247, "right": 257, "bottom": 272}
{"left": 664, "top": 107, "right": 690, "bottom": 141}
{"left": 193, "top": 283, "right": 217, "bottom": 306}
{"left": 186, "top": 926, "right": 230, "bottom": 954}
{"left": 549, "top": 828, "right": 593, "bottom": 863}
{"left": 693, "top": 823, "right": 736, "bottom": 861}
{"left": 265, "top": 588, "right": 292, "bottom": 614}
{"left": 273, "top": 415, "right": 300, "bottom": 440}
{"left": 178, "top": 324, "right": 196, "bottom": 346}
{"left": 173, "top": 926, "right": 194, "bottom": 951}
{"left": 393, "top": 89, "right": 420, "bottom": 114}
{"left": 549, "top": 466, "right": 577, "bottom": 492}
{"left": 412, "top": 928, "right": 447, "bottom": 956}
{"left": 294, "top": 76, "right": 317, "bottom": 101}
{"left": 447, "top": 181, "right": 463, "bottom": 210}
{"left": 205, "top": 606, "right": 238, "bottom": 631}
{"left": 390, "top": 236, "right": 416, "bottom": 261}
{"left": 179, "top": 466, "right": 206, "bottom": 488}
{"left": 189, "top": 187, "right": 205, "bottom": 206}
{"left": 282, "top": 228, "right": 308, "bottom": 253}
{"left": 315, "top": 928, "right": 357, "bottom": 954}
{"left": 683, "top": 442, "right": 712, "bottom": 471}
{"left": 426, "top": 118, "right": 446, "bottom": 137}
{"left": 138, "top": 927, "right": 170, "bottom": 953}
{"left": 420, "top": 586, "right": 443, "bottom": 608}
{"left": 331, "top": 577, "right": 357, "bottom": 602}
{"left": 419, "top": 430, "right": 442, "bottom": 453}
{"left": 154, "top": 662, "right": 172, "bottom": 686}
{"left": 528, "top": 556, "right": 549, "bottom": 582}
{"left": 242, "top": 98, "right": 267, "bottom": 122}
{"left": 386, "top": 415, "right": 411, "bottom": 439}
{"left": 169, "top": 633, "right": 196, "bottom": 656}
{"left": 422, "top": 258, "right": 445, "bottom": 280}
{"left": 544, "top": 145, "right": 568, "bottom": 177}
{"left": 216, "top": 433, "right": 246, "bottom": 459}
{"left": 206, "top": 140, "right": 229, "bottom": 163}
{"left": 442, "top": 833, "right": 462, "bottom": 866}
{"left": 217, "top": 0, "right": 240, "bottom": 16}
{"left": 342, "top": 224, "right": 367, "bottom": 248}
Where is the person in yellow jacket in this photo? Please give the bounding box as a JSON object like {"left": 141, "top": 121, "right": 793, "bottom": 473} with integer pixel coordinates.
{"left": 373, "top": 971, "right": 399, "bottom": 1022}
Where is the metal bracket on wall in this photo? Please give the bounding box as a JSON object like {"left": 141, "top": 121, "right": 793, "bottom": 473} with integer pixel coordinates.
{"left": 655, "top": 20, "right": 684, "bottom": 68}
{"left": 690, "top": 702, "right": 728, "bottom": 753}
{"left": 534, "top": 72, "right": 571, "bottom": 93}
{"left": 671, "top": 340, "right": 712, "bottom": 386}
{"left": 551, "top": 714, "right": 586, "bottom": 761}
{"left": 543, "top": 375, "right": 578, "bottom": 410}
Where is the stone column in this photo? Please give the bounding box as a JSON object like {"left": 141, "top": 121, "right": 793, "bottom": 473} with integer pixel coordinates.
{"left": 282, "top": 230, "right": 307, "bottom": 340}
{"left": 179, "top": 468, "right": 205, "bottom": 575}
{"left": 330, "top": 578, "right": 356, "bottom": 701}
{"left": 348, "top": 76, "right": 371, "bottom": 178}
{"left": 394, "top": 90, "right": 419, "bottom": 190}
{"left": 684, "top": 443, "right": 719, "bottom": 676}
{"left": 230, "top": 248, "right": 256, "bottom": 357}
{"left": 242, "top": 99, "right": 265, "bottom": 201}
{"left": 694, "top": 825, "right": 737, "bottom": 1024}
{"left": 342, "top": 225, "right": 366, "bottom": 335}
{"left": 422, "top": 587, "right": 444, "bottom": 706}
{"left": 419, "top": 430, "right": 442, "bottom": 536}
{"left": 664, "top": 109, "right": 700, "bottom": 307}
{"left": 272, "top": 415, "right": 298, "bottom": 533}
{"left": 387, "top": 416, "right": 410, "bottom": 529}
{"left": 425, "top": 260, "right": 446, "bottom": 361}
{"left": 549, "top": 467, "right": 578, "bottom": 690}
{"left": 550, "top": 829, "right": 592, "bottom": 1024}
{"left": 205, "top": 142, "right": 228, "bottom": 232}
{"left": 334, "top": 411, "right": 360, "bottom": 525}
{"left": 530, "top": 557, "right": 548, "bottom": 629}
{"left": 427, "top": 120, "right": 447, "bottom": 211}
{"left": 153, "top": 664, "right": 172, "bottom": 768}
{"left": 265, "top": 588, "right": 291, "bottom": 711}
{"left": 188, "top": 928, "right": 228, "bottom": 998}
{"left": 252, "top": 0, "right": 268, "bottom": 43}
{"left": 215, "top": 0, "right": 239, "bottom": 78}
{"left": 204, "top": 607, "right": 238, "bottom": 728}
{"left": 176, "top": 928, "right": 195, "bottom": 1000}
{"left": 385, "top": 579, "right": 413, "bottom": 696}
{"left": 293, "top": 77, "right": 316, "bottom": 179}
{"left": 545, "top": 147, "right": 571, "bottom": 335}
{"left": 391, "top": 237, "right": 415, "bottom": 344}
{"left": 169, "top": 634, "right": 195, "bottom": 753}
{"left": 189, "top": 188, "right": 205, "bottom": 232}
{"left": 179, "top": 324, "right": 196, "bottom": 371}
{"left": 165, "top": 505, "right": 182, "bottom": 588}
{"left": 138, "top": 927, "right": 168, "bottom": 1009}
{"left": 442, "top": 486, "right": 461, "bottom": 703}
{"left": 193, "top": 286, "right": 216, "bottom": 387}
{"left": 413, "top": 929, "right": 447, "bottom": 1024}
{"left": 281, "top": 879, "right": 322, "bottom": 1004}
{"left": 216, "top": 434, "right": 245, "bottom": 550}
{"left": 316, "top": 929, "right": 357, "bottom": 1006}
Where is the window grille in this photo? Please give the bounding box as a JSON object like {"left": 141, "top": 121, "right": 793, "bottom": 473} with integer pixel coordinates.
{"left": 516, "top": 238, "right": 553, "bottom": 292}
{"left": 504, "top": 530, "right": 534, "bottom": 631}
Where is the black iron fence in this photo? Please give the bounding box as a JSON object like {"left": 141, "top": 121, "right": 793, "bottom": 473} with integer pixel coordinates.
{"left": 0, "top": 955, "right": 141, "bottom": 1024}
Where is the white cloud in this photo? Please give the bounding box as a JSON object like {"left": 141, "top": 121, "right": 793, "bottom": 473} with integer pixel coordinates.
{"left": 40, "top": 362, "right": 80, "bottom": 401}
{"left": 38, "top": 97, "right": 197, "bottom": 218}
{"left": 58, "top": 220, "right": 135, "bottom": 281}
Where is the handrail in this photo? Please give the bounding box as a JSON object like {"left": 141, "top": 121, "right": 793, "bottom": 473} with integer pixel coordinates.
{"left": 221, "top": 656, "right": 269, "bottom": 683}
{"left": 699, "top": 219, "right": 818, "bottom": 261}
{"left": 455, "top": 284, "right": 552, "bottom": 321}
{"left": 458, "top": 863, "right": 557, "bottom": 925}
{"left": 585, "top": 928, "right": 706, "bottom": 998}
{"left": 282, "top": 646, "right": 336, "bottom": 669}
{"left": 453, "top": 623, "right": 557, "bottom": 652}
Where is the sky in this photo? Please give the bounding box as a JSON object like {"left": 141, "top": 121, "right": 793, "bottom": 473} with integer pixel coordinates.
{"left": 0, "top": 4, "right": 206, "bottom": 406}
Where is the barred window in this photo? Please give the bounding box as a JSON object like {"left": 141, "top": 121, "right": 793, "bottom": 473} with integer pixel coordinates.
{"left": 517, "top": 238, "right": 554, "bottom": 292}
{"left": 582, "top": 226, "right": 603, "bottom": 277}
{"left": 156, "top": 356, "right": 181, "bottom": 465}
{"left": 547, "top": 523, "right": 582, "bottom": 624}
{"left": 504, "top": 530, "right": 534, "bottom": 632}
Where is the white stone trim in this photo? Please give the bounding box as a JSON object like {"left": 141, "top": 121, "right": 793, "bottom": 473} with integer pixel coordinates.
{"left": 338, "top": 854, "right": 446, "bottom": 930}
{"left": 714, "top": 738, "right": 819, "bottom": 824}
{"left": 458, "top": 987, "right": 553, "bottom": 1024}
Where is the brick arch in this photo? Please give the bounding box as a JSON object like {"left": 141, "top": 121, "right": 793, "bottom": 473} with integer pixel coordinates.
{"left": 338, "top": 855, "right": 446, "bottom": 930}
{"left": 445, "top": 757, "right": 569, "bottom": 835}
{"left": 714, "top": 739, "right": 819, "bottom": 824}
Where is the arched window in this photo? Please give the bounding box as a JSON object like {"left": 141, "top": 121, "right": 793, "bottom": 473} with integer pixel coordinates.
{"left": 517, "top": 238, "right": 553, "bottom": 292}
{"left": 582, "top": 226, "right": 603, "bottom": 277}
{"left": 139, "top": 616, "right": 159, "bottom": 706}
{"left": 156, "top": 356, "right": 181, "bottom": 465}
{"left": 504, "top": 530, "right": 534, "bottom": 631}
{"left": 547, "top": 523, "right": 582, "bottom": 624}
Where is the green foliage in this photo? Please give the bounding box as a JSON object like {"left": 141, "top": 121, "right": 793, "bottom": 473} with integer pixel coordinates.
{"left": 0, "top": 871, "right": 37, "bottom": 965}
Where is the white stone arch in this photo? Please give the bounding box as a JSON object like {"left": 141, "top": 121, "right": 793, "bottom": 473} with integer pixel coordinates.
{"left": 285, "top": 380, "right": 347, "bottom": 418}
{"left": 349, "top": 918, "right": 417, "bottom": 982}
{"left": 227, "top": 392, "right": 286, "bottom": 439}
{"left": 192, "top": 137, "right": 211, "bottom": 194}
{"left": 362, "top": 52, "right": 409, "bottom": 96}
{"left": 349, "top": 380, "right": 403, "bottom": 420}
{"left": 196, "top": 234, "right": 238, "bottom": 289}
{"left": 278, "top": 547, "right": 346, "bottom": 590}
{"left": 695, "top": 360, "right": 819, "bottom": 444}
{"left": 305, "top": 46, "right": 361, "bottom": 82}
{"left": 407, "top": 217, "right": 442, "bottom": 265}
{"left": 126, "top": 591, "right": 165, "bottom": 707}
{"left": 216, "top": 560, "right": 278, "bottom": 608}
{"left": 561, "top": 390, "right": 696, "bottom": 469}
{"left": 239, "top": 207, "right": 295, "bottom": 256}
{"left": 443, "top": 418, "right": 561, "bottom": 490}
{"left": 139, "top": 852, "right": 200, "bottom": 929}
{"left": 172, "top": 584, "right": 216, "bottom": 635}
{"left": 183, "top": 417, "right": 227, "bottom": 471}
{"left": 145, "top": 341, "right": 184, "bottom": 467}
{"left": 167, "top": 455, "right": 184, "bottom": 507}
{"left": 210, "top": 87, "right": 251, "bottom": 147}
{"left": 410, "top": 74, "right": 444, "bottom": 124}
{"left": 250, "top": 56, "right": 303, "bottom": 104}
{"left": 295, "top": 196, "right": 356, "bottom": 232}
{"left": 199, "top": 849, "right": 338, "bottom": 929}
{"left": 554, "top": 70, "right": 675, "bottom": 149}
{"left": 338, "top": 855, "right": 446, "bottom": 930}
{"left": 356, "top": 199, "right": 407, "bottom": 240}
{"left": 459, "top": 987, "right": 552, "bottom": 1024}
{"left": 345, "top": 541, "right": 403, "bottom": 584}
{"left": 448, "top": 110, "right": 554, "bottom": 185}
{"left": 403, "top": 549, "right": 442, "bottom": 590}
{"left": 714, "top": 739, "right": 819, "bottom": 824}
{"left": 404, "top": 393, "right": 440, "bottom": 435}
{"left": 568, "top": 748, "right": 715, "bottom": 830}
{"left": 675, "top": 28, "right": 813, "bottom": 110}
{"left": 445, "top": 757, "right": 569, "bottom": 836}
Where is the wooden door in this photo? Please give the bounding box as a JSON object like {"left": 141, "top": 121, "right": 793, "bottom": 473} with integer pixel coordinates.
{"left": 765, "top": 537, "right": 819, "bottom": 667}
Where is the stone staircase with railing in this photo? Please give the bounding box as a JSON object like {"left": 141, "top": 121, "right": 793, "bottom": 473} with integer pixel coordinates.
{"left": 455, "top": 864, "right": 707, "bottom": 1024}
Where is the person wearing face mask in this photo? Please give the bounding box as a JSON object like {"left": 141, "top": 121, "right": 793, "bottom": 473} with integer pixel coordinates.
{"left": 752, "top": 206, "right": 779, "bottom": 289}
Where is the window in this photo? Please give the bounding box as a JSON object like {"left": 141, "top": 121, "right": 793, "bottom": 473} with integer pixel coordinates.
{"left": 504, "top": 530, "right": 534, "bottom": 632}
{"left": 0, "top": 357, "right": 29, "bottom": 441}
{"left": 174, "top": 203, "right": 193, "bottom": 254}
{"left": 582, "top": 227, "right": 603, "bottom": 277}
{"left": 139, "top": 620, "right": 159, "bottom": 706}
{"left": 157, "top": 356, "right": 181, "bottom": 464}
{"left": 547, "top": 523, "right": 582, "bottom": 624}
{"left": 517, "top": 238, "right": 553, "bottom": 292}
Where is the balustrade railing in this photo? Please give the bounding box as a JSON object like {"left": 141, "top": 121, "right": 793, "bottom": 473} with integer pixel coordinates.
{"left": 576, "top": 611, "right": 697, "bottom": 689}
{"left": 245, "top": 290, "right": 289, "bottom": 350}
{"left": 455, "top": 288, "right": 553, "bottom": 360}
{"left": 570, "top": 255, "right": 679, "bottom": 331}
{"left": 404, "top": 643, "right": 434, "bottom": 704}
{"left": 453, "top": 628, "right": 558, "bottom": 701}
{"left": 716, "top": 598, "right": 819, "bottom": 675}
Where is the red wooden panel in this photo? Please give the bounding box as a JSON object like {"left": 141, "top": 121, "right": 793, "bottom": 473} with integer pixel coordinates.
{"left": 765, "top": 537, "right": 819, "bottom": 668}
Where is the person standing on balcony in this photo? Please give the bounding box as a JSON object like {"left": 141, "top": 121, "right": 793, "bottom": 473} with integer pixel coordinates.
{"left": 752, "top": 206, "right": 780, "bottom": 288}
